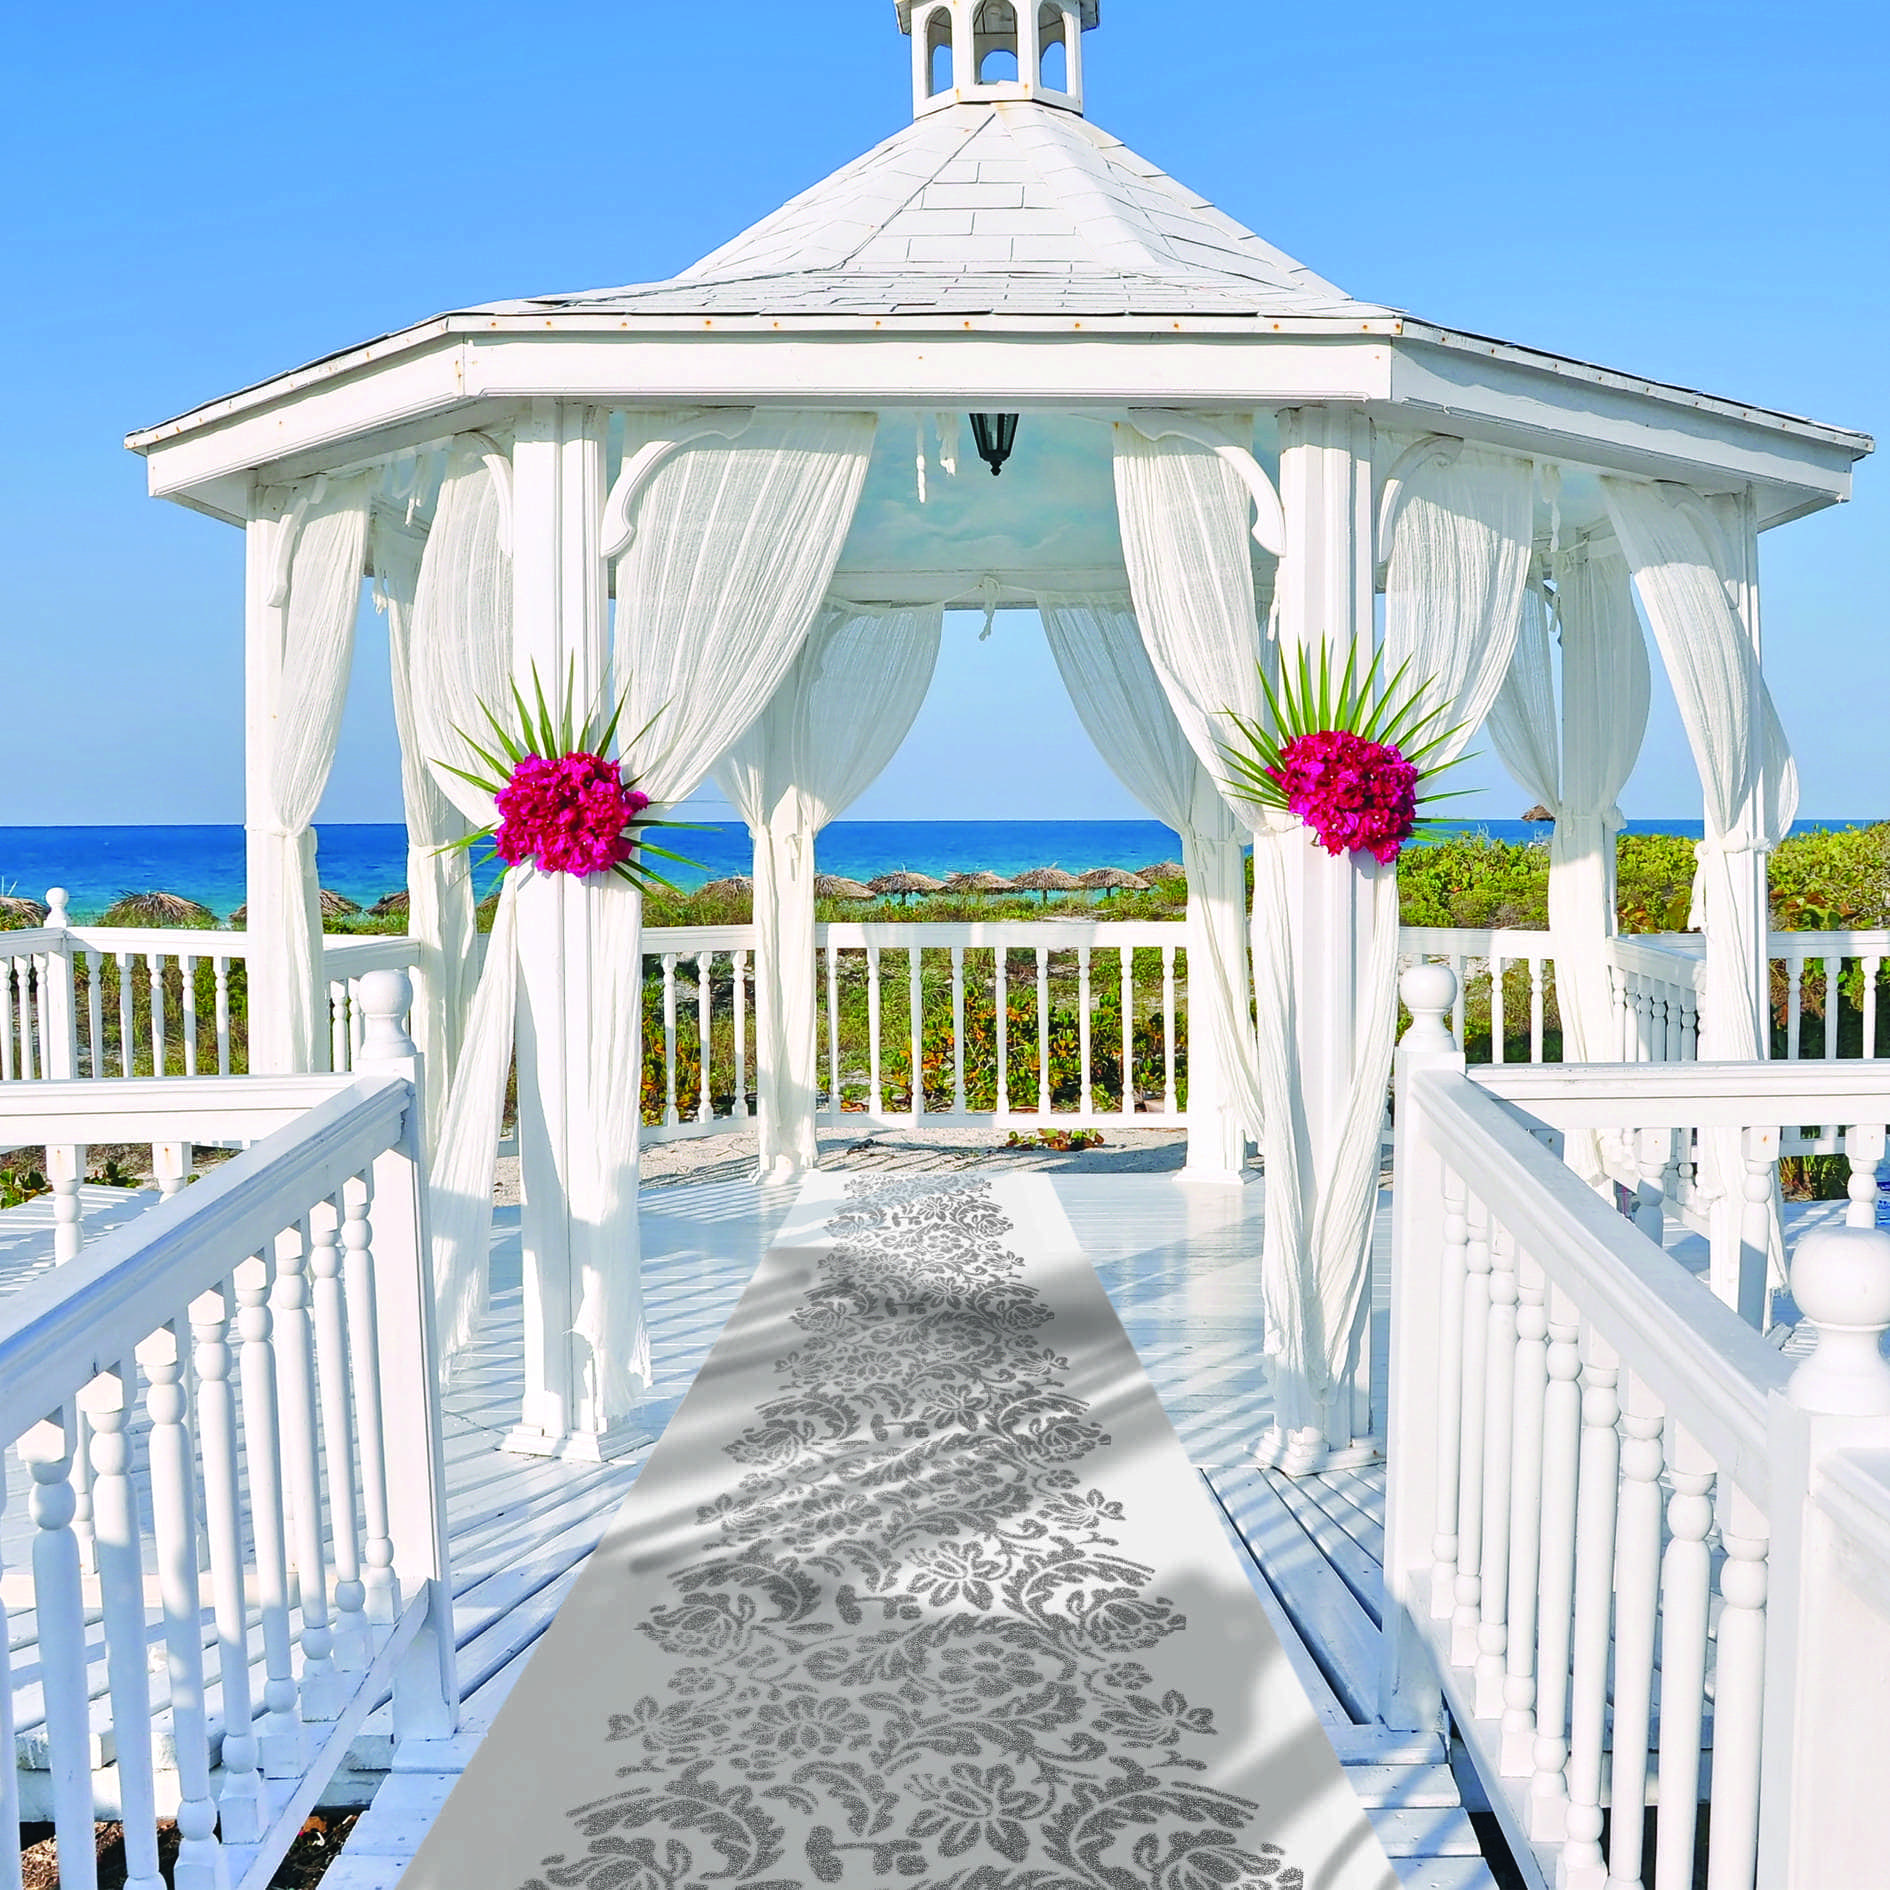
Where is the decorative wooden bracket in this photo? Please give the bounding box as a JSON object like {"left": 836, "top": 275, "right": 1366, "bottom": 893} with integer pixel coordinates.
{"left": 1121, "top": 410, "right": 1285, "bottom": 557}
{"left": 601, "top": 410, "right": 758, "bottom": 559}
{"left": 1374, "top": 434, "right": 1463, "bottom": 586}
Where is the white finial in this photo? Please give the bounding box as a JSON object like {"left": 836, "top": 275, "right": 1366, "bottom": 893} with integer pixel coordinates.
{"left": 45, "top": 888, "right": 70, "bottom": 929}
{"left": 356, "top": 970, "right": 417, "bottom": 1064}
{"left": 898, "top": 1, "right": 1096, "bottom": 119}
{"left": 1787, "top": 1222, "right": 1890, "bottom": 1416}
{"left": 1400, "top": 963, "right": 1459, "bottom": 1054}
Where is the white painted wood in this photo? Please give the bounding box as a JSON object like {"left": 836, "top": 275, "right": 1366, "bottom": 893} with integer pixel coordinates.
{"left": 1499, "top": 1252, "right": 1545, "bottom": 1778}
{"left": 1605, "top": 1369, "right": 1663, "bottom": 1890}
{"left": 1651, "top": 1424, "right": 1712, "bottom": 1890}
{"left": 310, "top": 1199, "right": 371, "bottom": 1673}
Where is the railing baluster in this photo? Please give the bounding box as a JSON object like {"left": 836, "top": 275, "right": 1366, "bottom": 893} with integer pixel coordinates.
{"left": 1528, "top": 956, "right": 1545, "bottom": 1063}
{"left": 1431, "top": 1164, "right": 1468, "bottom": 1621}
{"left": 350, "top": 977, "right": 367, "bottom": 1067}
{"left": 909, "top": 943, "right": 924, "bottom": 1119}
{"left": 1453, "top": 954, "right": 1469, "bottom": 1051}
{"left": 85, "top": 1367, "right": 166, "bottom": 1888}
{"left": 1, "top": 959, "right": 16, "bottom": 1082}
{"left": 1490, "top": 955, "right": 1506, "bottom": 1063}
{"left": 1787, "top": 952, "right": 1803, "bottom": 1060}
{"left": 273, "top": 1220, "right": 344, "bottom": 1720}
{"left": 214, "top": 955, "right": 232, "bottom": 1075}
{"left": 951, "top": 945, "right": 966, "bottom": 1114}
{"left": 1077, "top": 945, "right": 1093, "bottom": 1114}
{"left": 867, "top": 944, "right": 884, "bottom": 1116}
{"left": 1501, "top": 1251, "right": 1547, "bottom": 1775}
{"left": 732, "top": 949, "right": 749, "bottom": 1118}
{"left": 1161, "top": 944, "right": 1177, "bottom": 1115}
{"left": 310, "top": 1199, "right": 371, "bottom": 1672}
{"left": 1529, "top": 1282, "right": 1582, "bottom": 1842}
{"left": 1561, "top": 1325, "right": 1621, "bottom": 1889}
{"left": 995, "top": 945, "right": 1010, "bottom": 1119}
{"left": 1475, "top": 1222, "right": 1518, "bottom": 1717}
{"left": 181, "top": 952, "right": 200, "bottom": 1076}
{"left": 328, "top": 978, "right": 349, "bottom": 1074}
{"left": 1652, "top": 1427, "right": 1714, "bottom": 1890}
{"left": 1705, "top": 1490, "right": 1769, "bottom": 1890}
{"left": 85, "top": 949, "right": 104, "bottom": 1079}
{"left": 22, "top": 1417, "right": 95, "bottom": 1888}
{"left": 696, "top": 951, "right": 714, "bottom": 1123}
{"left": 1825, "top": 954, "right": 1842, "bottom": 1060}
{"left": 0, "top": 1464, "right": 21, "bottom": 1890}
{"left": 140, "top": 1321, "right": 226, "bottom": 1890}
{"left": 343, "top": 1174, "right": 399, "bottom": 1625}
{"left": 1605, "top": 1371, "right": 1666, "bottom": 1890}
{"left": 149, "top": 952, "right": 167, "bottom": 1076}
{"left": 1035, "top": 945, "right": 1052, "bottom": 1116}
{"left": 235, "top": 1250, "right": 304, "bottom": 1775}
{"left": 1866, "top": 954, "right": 1883, "bottom": 1060}
{"left": 1120, "top": 944, "right": 1134, "bottom": 1116}
{"left": 661, "top": 953, "right": 680, "bottom": 1126}
{"left": 188, "top": 1286, "right": 265, "bottom": 1843}
{"left": 825, "top": 943, "right": 840, "bottom": 1113}
{"left": 117, "top": 950, "right": 135, "bottom": 1076}
{"left": 1452, "top": 1194, "right": 1491, "bottom": 1667}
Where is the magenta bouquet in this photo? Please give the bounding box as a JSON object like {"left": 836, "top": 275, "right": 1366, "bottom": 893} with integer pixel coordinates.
{"left": 438, "top": 664, "right": 697, "bottom": 891}
{"left": 1221, "top": 642, "right": 1463, "bottom": 865}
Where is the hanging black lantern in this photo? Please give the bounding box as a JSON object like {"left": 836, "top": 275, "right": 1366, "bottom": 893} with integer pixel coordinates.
{"left": 969, "top": 412, "right": 1019, "bottom": 476}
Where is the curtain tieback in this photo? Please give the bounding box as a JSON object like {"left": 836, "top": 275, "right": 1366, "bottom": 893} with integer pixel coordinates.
{"left": 1688, "top": 827, "right": 1774, "bottom": 931}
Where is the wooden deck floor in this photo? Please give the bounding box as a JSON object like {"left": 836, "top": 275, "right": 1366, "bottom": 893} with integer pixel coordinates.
{"left": 4, "top": 1167, "right": 1502, "bottom": 1889}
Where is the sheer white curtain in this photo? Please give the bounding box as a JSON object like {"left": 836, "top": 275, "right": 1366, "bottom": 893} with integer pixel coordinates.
{"left": 1487, "top": 539, "right": 1651, "bottom": 1066}
{"left": 714, "top": 600, "right": 943, "bottom": 1181}
{"left": 409, "top": 452, "right": 517, "bottom": 1367}
{"left": 1036, "top": 592, "right": 1249, "bottom": 1169}
{"left": 373, "top": 512, "right": 478, "bottom": 1156}
{"left": 1601, "top": 479, "right": 1795, "bottom": 1060}
{"left": 253, "top": 473, "right": 373, "bottom": 1071}
{"left": 575, "top": 411, "right": 877, "bottom": 1413}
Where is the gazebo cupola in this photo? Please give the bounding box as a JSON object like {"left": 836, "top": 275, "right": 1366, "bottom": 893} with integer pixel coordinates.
{"left": 902, "top": 0, "right": 1096, "bottom": 115}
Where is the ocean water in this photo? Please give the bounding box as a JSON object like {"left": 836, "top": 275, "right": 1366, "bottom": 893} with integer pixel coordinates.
{"left": 0, "top": 818, "right": 1878, "bottom": 922}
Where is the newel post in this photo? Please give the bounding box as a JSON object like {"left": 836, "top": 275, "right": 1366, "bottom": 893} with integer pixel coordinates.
{"left": 1756, "top": 1212, "right": 1890, "bottom": 1887}
{"left": 352, "top": 969, "right": 459, "bottom": 1738}
{"left": 1381, "top": 963, "right": 1464, "bottom": 1730}
{"left": 40, "top": 889, "right": 87, "bottom": 1262}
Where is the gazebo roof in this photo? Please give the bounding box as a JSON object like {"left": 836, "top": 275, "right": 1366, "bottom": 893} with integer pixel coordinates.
{"left": 489, "top": 102, "right": 1389, "bottom": 325}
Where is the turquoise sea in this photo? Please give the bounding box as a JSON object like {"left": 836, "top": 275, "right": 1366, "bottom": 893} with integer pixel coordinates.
{"left": 0, "top": 819, "right": 1878, "bottom": 922}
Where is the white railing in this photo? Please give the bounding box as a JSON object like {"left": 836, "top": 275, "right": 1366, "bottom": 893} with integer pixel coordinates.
{"left": 1385, "top": 965, "right": 1890, "bottom": 1890}
{"left": 0, "top": 891, "right": 422, "bottom": 1087}
{"left": 0, "top": 971, "right": 455, "bottom": 1890}
{"left": 1607, "top": 934, "right": 1705, "bottom": 1063}
{"left": 1770, "top": 928, "right": 1890, "bottom": 1062}
{"left": 635, "top": 920, "right": 1195, "bottom": 1140}
{"left": 1401, "top": 927, "right": 1558, "bottom": 1064}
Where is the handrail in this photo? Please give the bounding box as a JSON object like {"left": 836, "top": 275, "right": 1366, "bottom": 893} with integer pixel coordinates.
{"left": 0, "top": 1074, "right": 414, "bottom": 1445}
{"left": 1474, "top": 1057, "right": 1890, "bottom": 1127}
{"left": 0, "top": 1071, "right": 355, "bottom": 1141}
{"left": 1400, "top": 925, "right": 1552, "bottom": 957}
{"left": 1407, "top": 1063, "right": 1791, "bottom": 1496}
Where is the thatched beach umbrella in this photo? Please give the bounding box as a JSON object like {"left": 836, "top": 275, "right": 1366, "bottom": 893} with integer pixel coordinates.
{"left": 814, "top": 875, "right": 875, "bottom": 900}
{"left": 1013, "top": 865, "right": 1081, "bottom": 905}
{"left": 1079, "top": 867, "right": 1147, "bottom": 897}
{"left": 319, "top": 888, "right": 362, "bottom": 920}
{"left": 103, "top": 890, "right": 216, "bottom": 928}
{"left": 701, "top": 875, "right": 754, "bottom": 897}
{"left": 869, "top": 870, "right": 944, "bottom": 904}
{"left": 371, "top": 890, "right": 411, "bottom": 918}
{"left": 0, "top": 894, "right": 48, "bottom": 927}
{"left": 1139, "top": 860, "right": 1185, "bottom": 883}
{"left": 943, "top": 870, "right": 1014, "bottom": 895}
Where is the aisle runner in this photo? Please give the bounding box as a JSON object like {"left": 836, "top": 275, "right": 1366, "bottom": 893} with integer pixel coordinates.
{"left": 405, "top": 1175, "right": 1395, "bottom": 1890}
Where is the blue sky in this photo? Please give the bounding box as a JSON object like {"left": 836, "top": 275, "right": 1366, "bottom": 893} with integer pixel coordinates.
{"left": 3, "top": 1, "right": 1884, "bottom": 827}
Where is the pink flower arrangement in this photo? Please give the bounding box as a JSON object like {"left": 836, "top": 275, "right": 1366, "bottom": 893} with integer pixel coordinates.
{"left": 1264, "top": 730, "right": 1420, "bottom": 865}
{"left": 492, "top": 752, "right": 653, "bottom": 879}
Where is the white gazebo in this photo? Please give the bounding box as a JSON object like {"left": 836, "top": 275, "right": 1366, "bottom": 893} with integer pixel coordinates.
{"left": 128, "top": 0, "right": 1870, "bottom": 1469}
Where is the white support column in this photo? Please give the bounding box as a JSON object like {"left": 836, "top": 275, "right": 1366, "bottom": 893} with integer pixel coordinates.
{"left": 1270, "top": 404, "right": 1381, "bottom": 1459}
{"left": 504, "top": 401, "right": 635, "bottom": 1461}
{"left": 244, "top": 487, "right": 297, "bottom": 1073}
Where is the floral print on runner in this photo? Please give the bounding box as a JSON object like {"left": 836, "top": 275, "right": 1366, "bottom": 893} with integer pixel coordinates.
{"left": 523, "top": 1176, "right": 1303, "bottom": 1890}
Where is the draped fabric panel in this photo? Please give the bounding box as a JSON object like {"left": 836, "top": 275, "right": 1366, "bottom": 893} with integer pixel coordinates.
{"left": 255, "top": 474, "right": 373, "bottom": 1072}
{"left": 715, "top": 600, "right": 943, "bottom": 1180}
{"left": 1601, "top": 479, "right": 1796, "bottom": 1061}
{"left": 1110, "top": 419, "right": 1271, "bottom": 1156}
{"left": 372, "top": 514, "right": 477, "bottom": 1158}
{"left": 1487, "top": 540, "right": 1651, "bottom": 1071}
{"left": 1036, "top": 593, "right": 1250, "bottom": 1168}
{"left": 407, "top": 453, "right": 517, "bottom": 1368}
{"left": 577, "top": 412, "right": 878, "bottom": 1412}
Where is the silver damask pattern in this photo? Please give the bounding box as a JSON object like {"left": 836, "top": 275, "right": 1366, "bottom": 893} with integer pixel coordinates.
{"left": 524, "top": 1176, "right": 1303, "bottom": 1890}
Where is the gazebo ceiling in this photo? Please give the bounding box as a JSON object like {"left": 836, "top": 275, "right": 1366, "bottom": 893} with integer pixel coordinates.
{"left": 126, "top": 13, "right": 1870, "bottom": 530}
